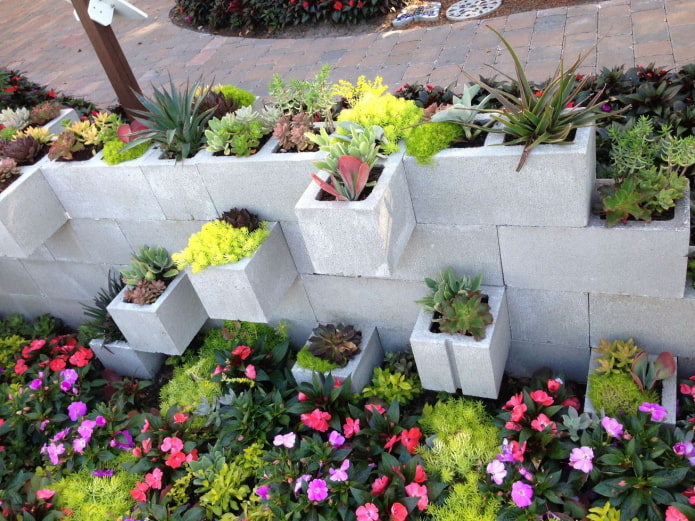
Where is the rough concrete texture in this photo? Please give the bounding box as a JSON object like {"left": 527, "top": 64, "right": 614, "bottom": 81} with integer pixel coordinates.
{"left": 43, "top": 108, "right": 80, "bottom": 135}
{"left": 410, "top": 285, "right": 510, "bottom": 398}
{"left": 295, "top": 146, "right": 415, "bottom": 277}
{"left": 279, "top": 221, "right": 315, "bottom": 274}
{"left": 116, "top": 219, "right": 209, "bottom": 255}
{"left": 20, "top": 260, "right": 109, "bottom": 300}
{"left": 404, "top": 126, "right": 595, "bottom": 227}
{"left": 107, "top": 273, "right": 207, "bottom": 355}
{"left": 45, "top": 219, "right": 133, "bottom": 265}
{"left": 90, "top": 339, "right": 165, "bottom": 380}
{"left": 506, "top": 340, "right": 591, "bottom": 383}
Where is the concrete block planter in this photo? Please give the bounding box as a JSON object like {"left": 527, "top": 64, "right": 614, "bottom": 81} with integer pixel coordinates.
{"left": 43, "top": 108, "right": 80, "bottom": 135}
{"left": 409, "top": 285, "right": 511, "bottom": 398}
{"left": 107, "top": 272, "right": 207, "bottom": 355}
{"left": 291, "top": 325, "right": 383, "bottom": 392}
{"left": 186, "top": 222, "right": 298, "bottom": 321}
{"left": 403, "top": 125, "right": 595, "bottom": 227}
{"left": 89, "top": 338, "right": 165, "bottom": 379}
{"left": 0, "top": 161, "right": 68, "bottom": 258}
{"left": 295, "top": 145, "right": 415, "bottom": 277}
{"left": 499, "top": 184, "right": 690, "bottom": 298}
{"left": 507, "top": 341, "right": 590, "bottom": 383}
{"left": 584, "top": 349, "right": 678, "bottom": 425}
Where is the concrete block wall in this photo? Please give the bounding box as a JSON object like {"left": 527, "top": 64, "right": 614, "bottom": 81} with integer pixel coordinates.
{"left": 1, "top": 135, "right": 694, "bottom": 384}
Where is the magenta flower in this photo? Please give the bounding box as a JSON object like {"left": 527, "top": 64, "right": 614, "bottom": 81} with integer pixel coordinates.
{"left": 67, "top": 401, "right": 87, "bottom": 421}
{"left": 60, "top": 369, "right": 79, "bottom": 392}
{"left": 601, "top": 416, "right": 624, "bottom": 438}
{"left": 52, "top": 428, "right": 70, "bottom": 442}
{"left": 307, "top": 478, "right": 328, "bottom": 501}
{"left": 569, "top": 446, "right": 594, "bottom": 473}
{"left": 329, "top": 430, "right": 345, "bottom": 449}
{"left": 356, "top": 503, "right": 379, "bottom": 521}
{"left": 486, "top": 459, "right": 507, "bottom": 485}
{"left": 110, "top": 430, "right": 135, "bottom": 450}
{"left": 95, "top": 415, "right": 107, "bottom": 426}
{"left": 639, "top": 402, "right": 667, "bottom": 422}
{"left": 256, "top": 485, "right": 271, "bottom": 500}
{"left": 497, "top": 439, "right": 515, "bottom": 463}
{"left": 329, "top": 459, "right": 350, "bottom": 482}
{"left": 29, "top": 378, "right": 42, "bottom": 390}
{"left": 273, "top": 432, "right": 296, "bottom": 448}
{"left": 601, "top": 104, "right": 612, "bottom": 112}
{"left": 42, "top": 442, "right": 66, "bottom": 465}
{"left": 294, "top": 474, "right": 312, "bottom": 495}
{"left": 92, "top": 469, "right": 114, "bottom": 477}
{"left": 511, "top": 481, "right": 534, "bottom": 508}
{"left": 73, "top": 437, "right": 87, "bottom": 454}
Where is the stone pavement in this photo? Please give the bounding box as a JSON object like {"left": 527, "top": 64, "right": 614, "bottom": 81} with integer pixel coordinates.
{"left": 1, "top": 0, "right": 694, "bottom": 108}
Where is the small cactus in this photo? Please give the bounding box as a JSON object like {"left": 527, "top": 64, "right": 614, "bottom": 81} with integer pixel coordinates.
{"left": 307, "top": 323, "right": 362, "bottom": 367}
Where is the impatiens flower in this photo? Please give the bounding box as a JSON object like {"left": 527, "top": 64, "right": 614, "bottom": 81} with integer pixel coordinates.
{"left": 49, "top": 358, "right": 67, "bottom": 372}
{"left": 52, "top": 428, "right": 70, "bottom": 442}
{"left": 110, "top": 430, "right": 135, "bottom": 450}
{"left": 365, "top": 403, "right": 385, "bottom": 415}
{"left": 356, "top": 503, "right": 379, "bottom": 521}
{"left": 294, "top": 474, "right": 312, "bottom": 494}
{"left": 60, "top": 369, "right": 79, "bottom": 391}
{"left": 273, "top": 432, "right": 296, "bottom": 449}
{"left": 92, "top": 469, "right": 114, "bottom": 477}
{"left": 405, "top": 482, "right": 429, "bottom": 510}
{"left": 73, "top": 437, "right": 87, "bottom": 454}
{"left": 329, "top": 459, "right": 350, "bottom": 482}
{"left": 518, "top": 466, "right": 533, "bottom": 481}
{"left": 232, "top": 345, "right": 252, "bottom": 360}
{"left": 639, "top": 402, "right": 667, "bottom": 422}
{"left": 569, "top": 446, "right": 594, "bottom": 473}
{"left": 257, "top": 485, "right": 271, "bottom": 500}
{"left": 529, "top": 390, "right": 554, "bottom": 406}
{"left": 384, "top": 434, "right": 400, "bottom": 452}
{"left": 301, "top": 409, "right": 331, "bottom": 432}
{"left": 344, "top": 417, "right": 360, "bottom": 438}
{"left": 29, "top": 378, "right": 42, "bottom": 390}
{"left": 145, "top": 468, "right": 163, "bottom": 489}
{"left": 67, "top": 401, "right": 87, "bottom": 422}
{"left": 401, "top": 427, "right": 422, "bottom": 454}
{"left": 487, "top": 459, "right": 507, "bottom": 485}
{"left": 666, "top": 506, "right": 688, "bottom": 521}
{"left": 511, "top": 440, "right": 527, "bottom": 462}
{"left": 390, "top": 502, "right": 408, "bottom": 521}
{"left": 307, "top": 478, "right": 328, "bottom": 501}
{"left": 78, "top": 419, "right": 97, "bottom": 441}
{"left": 371, "top": 475, "right": 390, "bottom": 495}
{"left": 328, "top": 430, "right": 345, "bottom": 448}
{"left": 414, "top": 464, "right": 427, "bottom": 483}
{"left": 511, "top": 481, "right": 534, "bottom": 508}
{"left": 36, "top": 489, "right": 55, "bottom": 500}
{"left": 245, "top": 364, "right": 256, "bottom": 380}
{"left": 510, "top": 403, "right": 527, "bottom": 422}
{"left": 298, "top": 392, "right": 308, "bottom": 402}
{"left": 601, "top": 416, "right": 624, "bottom": 439}
{"left": 43, "top": 442, "right": 65, "bottom": 465}
{"left": 131, "top": 482, "right": 149, "bottom": 502}
{"left": 173, "top": 413, "right": 189, "bottom": 424}
{"left": 161, "top": 436, "right": 184, "bottom": 453}
{"left": 561, "top": 396, "right": 581, "bottom": 410}
{"left": 547, "top": 378, "right": 562, "bottom": 392}
{"left": 165, "top": 451, "right": 187, "bottom": 469}
{"left": 601, "top": 104, "right": 612, "bottom": 112}
{"left": 14, "top": 359, "right": 28, "bottom": 375}
{"left": 141, "top": 418, "right": 151, "bottom": 433}
{"left": 142, "top": 438, "right": 153, "bottom": 453}
{"left": 69, "top": 346, "right": 93, "bottom": 368}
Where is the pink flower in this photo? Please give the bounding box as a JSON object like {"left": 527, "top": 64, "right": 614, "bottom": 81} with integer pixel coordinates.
{"left": 529, "top": 390, "right": 553, "bottom": 406}
{"left": 414, "top": 464, "right": 427, "bottom": 483}
{"left": 510, "top": 403, "right": 527, "bottom": 422}
{"left": 356, "top": 503, "right": 379, "bottom": 521}
{"left": 511, "top": 481, "right": 534, "bottom": 508}
{"left": 273, "top": 432, "right": 296, "bottom": 448}
{"left": 173, "top": 413, "right": 189, "bottom": 424}
{"left": 666, "top": 506, "right": 688, "bottom": 521}
{"left": 145, "top": 468, "right": 163, "bottom": 490}
{"left": 530, "top": 413, "right": 556, "bottom": 434}
{"left": 405, "top": 482, "right": 428, "bottom": 510}
{"left": 568, "top": 446, "right": 594, "bottom": 473}
{"left": 390, "top": 502, "right": 408, "bottom": 521}
{"left": 165, "top": 451, "right": 186, "bottom": 469}
{"left": 639, "top": 402, "right": 667, "bottom": 422}
{"left": 365, "top": 403, "right": 385, "bottom": 415}
{"left": 232, "top": 345, "right": 252, "bottom": 360}
{"left": 298, "top": 392, "right": 308, "bottom": 402}
{"left": 329, "top": 430, "right": 345, "bottom": 448}
{"left": 161, "top": 436, "right": 184, "bottom": 453}
{"left": 307, "top": 478, "right": 328, "bottom": 501}
{"left": 601, "top": 416, "right": 623, "bottom": 438}
{"left": 344, "top": 417, "right": 360, "bottom": 438}
{"left": 36, "top": 489, "right": 55, "bottom": 500}
{"left": 329, "top": 459, "right": 350, "bottom": 482}
{"left": 301, "top": 409, "right": 331, "bottom": 432}
{"left": 487, "top": 459, "right": 507, "bottom": 485}
{"left": 131, "top": 482, "right": 149, "bottom": 502}
{"left": 371, "top": 475, "right": 389, "bottom": 495}
{"left": 547, "top": 378, "right": 562, "bottom": 392}
{"left": 245, "top": 364, "right": 256, "bottom": 380}
{"left": 67, "top": 401, "right": 87, "bottom": 422}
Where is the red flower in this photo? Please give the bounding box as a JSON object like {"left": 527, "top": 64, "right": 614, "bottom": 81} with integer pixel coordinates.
{"left": 173, "top": 413, "right": 189, "bottom": 424}
{"left": 47, "top": 89, "right": 57, "bottom": 98}
{"left": 547, "top": 378, "right": 562, "bottom": 392}
{"left": 566, "top": 101, "right": 575, "bottom": 108}
{"left": 131, "top": 482, "right": 149, "bottom": 502}
{"left": 298, "top": 391, "right": 308, "bottom": 402}
{"left": 561, "top": 396, "right": 581, "bottom": 410}
{"left": 390, "top": 502, "right": 408, "bottom": 521}
{"left": 529, "top": 390, "right": 553, "bottom": 406}
{"left": 357, "top": 1, "right": 363, "bottom": 7}
{"left": 371, "top": 475, "right": 389, "bottom": 495}
{"left": 165, "top": 451, "right": 187, "bottom": 469}
{"left": 22, "top": 339, "right": 45, "bottom": 359}
{"left": 365, "top": 403, "right": 385, "bottom": 415}
{"left": 413, "top": 464, "right": 427, "bottom": 483}
{"left": 511, "top": 440, "right": 526, "bottom": 462}
{"left": 510, "top": 403, "right": 527, "bottom": 422}
{"left": 534, "top": 90, "right": 544, "bottom": 97}
{"left": 11, "top": 76, "right": 21, "bottom": 82}
{"left": 300, "top": 409, "right": 331, "bottom": 432}
{"left": 302, "top": 1, "right": 309, "bottom": 7}
{"left": 349, "top": 0, "right": 354, "bottom": 6}
{"left": 503, "top": 393, "right": 523, "bottom": 410}
{"left": 232, "top": 345, "right": 252, "bottom": 360}
{"left": 384, "top": 434, "right": 400, "bottom": 452}
{"left": 343, "top": 417, "right": 360, "bottom": 438}
{"left": 49, "top": 357, "right": 67, "bottom": 372}
{"left": 3, "top": 86, "right": 17, "bottom": 93}
{"left": 400, "top": 427, "right": 422, "bottom": 454}
{"left": 69, "top": 346, "right": 93, "bottom": 368}
{"left": 333, "top": 0, "right": 342, "bottom": 9}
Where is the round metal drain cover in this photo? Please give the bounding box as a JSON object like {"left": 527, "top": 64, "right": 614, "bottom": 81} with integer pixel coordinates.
{"left": 445, "top": 0, "right": 502, "bottom": 21}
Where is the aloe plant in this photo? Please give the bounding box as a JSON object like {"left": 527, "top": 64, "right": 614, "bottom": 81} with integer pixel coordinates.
{"left": 310, "top": 154, "right": 371, "bottom": 201}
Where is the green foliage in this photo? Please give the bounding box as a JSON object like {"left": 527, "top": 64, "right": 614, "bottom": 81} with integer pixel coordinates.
{"left": 419, "top": 397, "right": 499, "bottom": 483}
{"left": 594, "top": 338, "right": 640, "bottom": 375}
{"left": 77, "top": 270, "right": 126, "bottom": 344}
{"left": 296, "top": 345, "right": 340, "bottom": 373}
{"left": 205, "top": 106, "right": 276, "bottom": 156}
{"left": 51, "top": 467, "right": 139, "bottom": 521}
{"left": 424, "top": 473, "right": 500, "bottom": 521}
{"left": 331, "top": 75, "right": 388, "bottom": 108}
{"left": 438, "top": 291, "right": 493, "bottom": 339}
{"left": 586, "top": 501, "right": 637, "bottom": 521}
{"left": 393, "top": 82, "right": 457, "bottom": 108}
{"left": 310, "top": 154, "right": 372, "bottom": 201}
{"left": 587, "top": 371, "right": 659, "bottom": 417}
{"left": 214, "top": 84, "right": 256, "bottom": 108}
{"left": 0, "top": 312, "right": 64, "bottom": 340}
{"left": 362, "top": 366, "right": 423, "bottom": 405}
{"left": 160, "top": 355, "right": 222, "bottom": 417}
{"left": 128, "top": 76, "right": 215, "bottom": 160}
{"left": 416, "top": 267, "right": 482, "bottom": 314}
{"left": 0, "top": 334, "right": 27, "bottom": 381}
{"left": 268, "top": 66, "right": 334, "bottom": 127}
{"left": 309, "top": 120, "right": 385, "bottom": 175}
{"left": 430, "top": 82, "right": 494, "bottom": 141}
{"left": 172, "top": 219, "right": 269, "bottom": 273}
{"left": 101, "top": 138, "right": 150, "bottom": 165}
{"left": 306, "top": 323, "right": 361, "bottom": 367}
{"left": 121, "top": 245, "right": 179, "bottom": 287}
{"left": 338, "top": 92, "right": 423, "bottom": 155}
{"left": 405, "top": 122, "right": 463, "bottom": 165}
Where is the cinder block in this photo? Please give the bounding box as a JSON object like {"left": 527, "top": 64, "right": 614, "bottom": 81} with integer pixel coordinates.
{"left": 0, "top": 294, "right": 53, "bottom": 321}
{"left": 0, "top": 164, "right": 68, "bottom": 258}
{"left": 186, "top": 222, "right": 298, "bottom": 321}
{"left": 292, "top": 326, "right": 384, "bottom": 392}
{"left": 391, "top": 223, "right": 503, "bottom": 284}
{"left": 270, "top": 277, "right": 317, "bottom": 324}
{"left": 498, "top": 188, "right": 689, "bottom": 298}
{"left": 117, "top": 220, "right": 209, "bottom": 254}
{"left": 43, "top": 108, "right": 79, "bottom": 135}
{"left": 507, "top": 287, "right": 589, "bottom": 346}
{"left": 90, "top": 339, "right": 165, "bottom": 380}
{"left": 0, "top": 258, "right": 41, "bottom": 295}
{"left": 295, "top": 147, "right": 415, "bottom": 277}
{"left": 45, "top": 219, "right": 132, "bottom": 264}
{"left": 589, "top": 286, "right": 695, "bottom": 357}
{"left": 409, "top": 285, "right": 510, "bottom": 398}
{"left": 279, "top": 221, "right": 315, "bottom": 274}
{"left": 196, "top": 139, "right": 325, "bottom": 221}
{"left": 21, "top": 260, "right": 108, "bottom": 300}
{"left": 506, "top": 341, "right": 591, "bottom": 383}
{"left": 404, "top": 125, "right": 595, "bottom": 227}
{"left": 107, "top": 273, "right": 207, "bottom": 355}
{"left": 41, "top": 152, "right": 165, "bottom": 220}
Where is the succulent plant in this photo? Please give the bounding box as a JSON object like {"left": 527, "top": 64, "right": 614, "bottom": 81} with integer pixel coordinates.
{"left": 200, "top": 89, "right": 242, "bottom": 120}
{"left": 273, "top": 112, "right": 316, "bottom": 152}
{"left": 0, "top": 157, "right": 20, "bottom": 185}
{"left": 120, "top": 245, "right": 179, "bottom": 288}
{"left": 20, "top": 126, "right": 53, "bottom": 144}
{"left": 47, "top": 130, "right": 84, "bottom": 161}
{"left": 436, "top": 290, "right": 493, "bottom": 340}
{"left": 593, "top": 338, "right": 641, "bottom": 375}
{"left": 630, "top": 350, "right": 676, "bottom": 391}
{"left": 3, "top": 135, "right": 45, "bottom": 165}
{"left": 123, "top": 279, "right": 167, "bottom": 305}
{"left": 415, "top": 267, "right": 483, "bottom": 316}
{"left": 219, "top": 207, "right": 262, "bottom": 232}
{"left": 29, "top": 101, "right": 62, "bottom": 126}
{"left": 307, "top": 323, "right": 362, "bottom": 367}
{"left": 0, "top": 107, "right": 30, "bottom": 130}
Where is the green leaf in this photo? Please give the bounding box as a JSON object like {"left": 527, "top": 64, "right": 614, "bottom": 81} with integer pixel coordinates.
{"left": 593, "top": 477, "right": 637, "bottom": 498}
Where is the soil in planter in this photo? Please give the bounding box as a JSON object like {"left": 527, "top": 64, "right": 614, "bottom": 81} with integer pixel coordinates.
{"left": 428, "top": 294, "right": 490, "bottom": 335}
{"left": 450, "top": 133, "right": 486, "bottom": 149}
{"left": 0, "top": 171, "right": 21, "bottom": 194}
{"left": 317, "top": 165, "right": 383, "bottom": 201}
{"left": 56, "top": 145, "right": 99, "bottom": 162}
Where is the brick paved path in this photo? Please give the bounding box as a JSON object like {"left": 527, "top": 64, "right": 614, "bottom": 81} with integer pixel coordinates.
{"left": 1, "top": 0, "right": 694, "bottom": 108}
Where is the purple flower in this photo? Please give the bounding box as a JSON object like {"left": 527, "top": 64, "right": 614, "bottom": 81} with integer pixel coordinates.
{"left": 92, "top": 469, "right": 114, "bottom": 478}
{"left": 486, "top": 459, "right": 507, "bottom": 485}
{"left": 273, "top": 432, "right": 296, "bottom": 449}
{"left": 517, "top": 466, "right": 533, "bottom": 481}
{"left": 42, "top": 442, "right": 65, "bottom": 465}
{"left": 496, "top": 439, "right": 515, "bottom": 463}
{"left": 639, "top": 402, "right": 667, "bottom": 422}
{"left": 328, "top": 430, "right": 345, "bottom": 449}
{"left": 29, "top": 379, "right": 42, "bottom": 390}
{"left": 109, "top": 430, "right": 135, "bottom": 450}
{"left": 329, "top": 459, "right": 350, "bottom": 482}
{"left": 95, "top": 415, "right": 107, "bottom": 427}
{"left": 307, "top": 478, "right": 328, "bottom": 501}
{"left": 601, "top": 416, "right": 624, "bottom": 438}
{"left": 511, "top": 481, "right": 534, "bottom": 508}
{"left": 256, "top": 485, "right": 271, "bottom": 500}
{"left": 60, "top": 369, "right": 79, "bottom": 392}
{"left": 569, "top": 446, "right": 594, "bottom": 473}
{"left": 67, "top": 401, "right": 87, "bottom": 422}
{"left": 601, "top": 104, "right": 612, "bottom": 112}
{"left": 78, "top": 419, "right": 97, "bottom": 441}
{"left": 73, "top": 437, "right": 87, "bottom": 454}
{"left": 294, "top": 474, "right": 312, "bottom": 495}
{"left": 52, "top": 428, "right": 70, "bottom": 442}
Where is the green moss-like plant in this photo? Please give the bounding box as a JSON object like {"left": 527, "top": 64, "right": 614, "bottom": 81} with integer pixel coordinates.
{"left": 362, "top": 366, "right": 423, "bottom": 405}
{"left": 172, "top": 219, "right": 269, "bottom": 273}
{"left": 51, "top": 467, "right": 139, "bottom": 521}
{"left": 214, "top": 85, "right": 256, "bottom": 108}
{"left": 405, "top": 122, "right": 464, "bottom": 165}
{"left": 160, "top": 355, "right": 222, "bottom": 420}
{"left": 0, "top": 334, "right": 27, "bottom": 383}
{"left": 588, "top": 371, "right": 659, "bottom": 417}
{"left": 425, "top": 473, "right": 500, "bottom": 521}
{"left": 296, "top": 344, "right": 340, "bottom": 373}
{"left": 418, "top": 397, "right": 499, "bottom": 483}
{"left": 101, "top": 138, "right": 150, "bottom": 165}
{"left": 338, "top": 93, "right": 423, "bottom": 155}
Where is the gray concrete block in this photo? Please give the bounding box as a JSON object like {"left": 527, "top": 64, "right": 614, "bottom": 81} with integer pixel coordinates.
{"left": 43, "top": 108, "right": 79, "bottom": 135}
{"left": 0, "top": 258, "right": 41, "bottom": 295}
{"left": 292, "top": 326, "right": 384, "bottom": 392}
{"left": 45, "top": 219, "right": 132, "bottom": 264}
{"left": 0, "top": 294, "right": 53, "bottom": 321}
{"left": 41, "top": 152, "right": 165, "bottom": 220}
{"left": 21, "top": 260, "right": 108, "bottom": 300}
{"left": 391, "top": 223, "right": 503, "bottom": 284}
{"left": 404, "top": 126, "right": 595, "bottom": 227}
{"left": 409, "top": 285, "right": 510, "bottom": 398}
{"left": 507, "top": 288, "right": 589, "bottom": 346}
{"left": 117, "top": 220, "right": 209, "bottom": 254}
{"left": 280, "top": 221, "right": 315, "bottom": 274}
{"left": 589, "top": 286, "right": 695, "bottom": 358}
{"left": 270, "top": 276, "right": 316, "bottom": 324}
{"left": 498, "top": 189, "right": 689, "bottom": 298}
{"left": 295, "top": 147, "right": 415, "bottom": 277}
{"left": 186, "top": 222, "right": 298, "bottom": 321}
{"left": 90, "top": 339, "right": 165, "bottom": 380}
{"left": 43, "top": 297, "right": 91, "bottom": 329}
{"left": 196, "top": 139, "right": 325, "bottom": 222}
{"left": 107, "top": 273, "right": 207, "bottom": 355}
{"left": 0, "top": 164, "right": 68, "bottom": 258}
{"left": 506, "top": 341, "right": 591, "bottom": 383}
